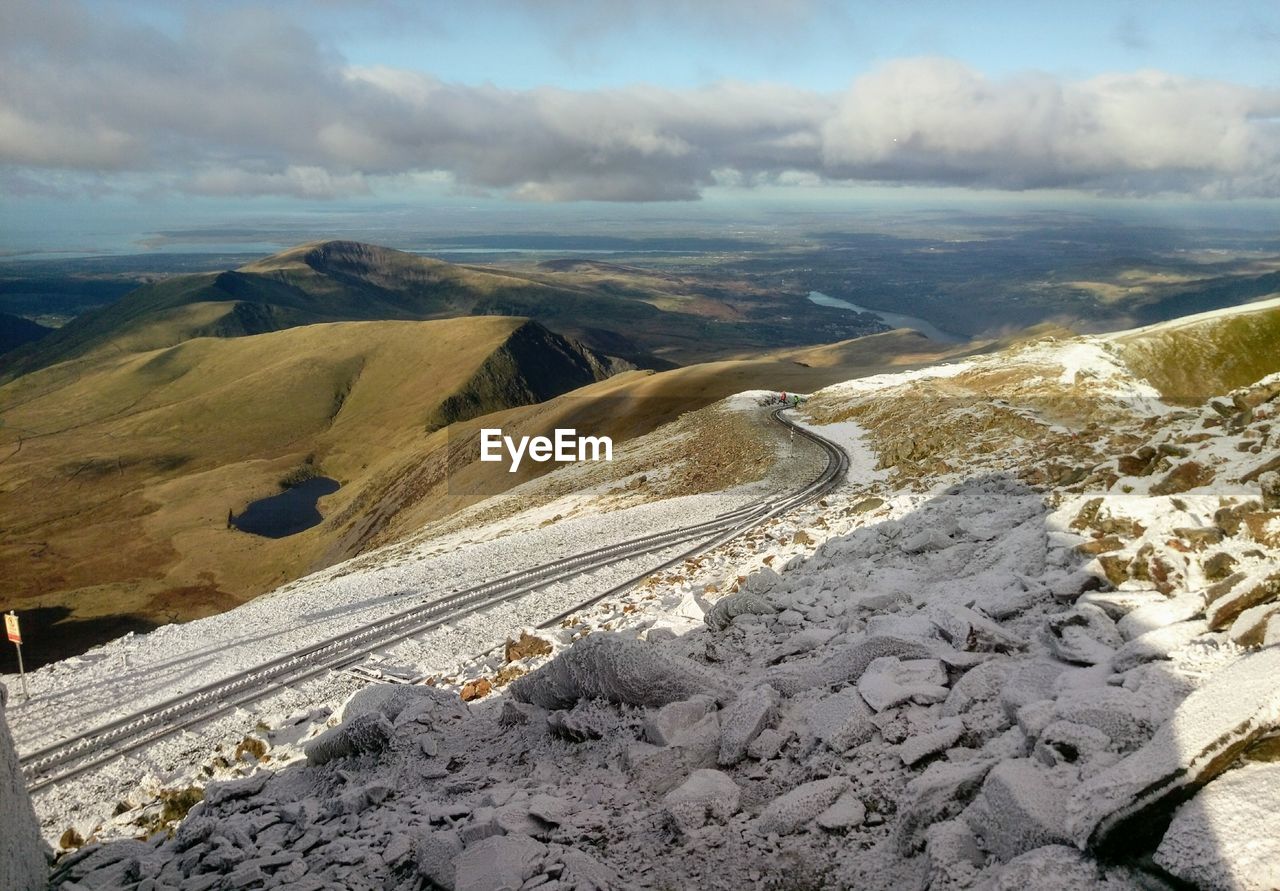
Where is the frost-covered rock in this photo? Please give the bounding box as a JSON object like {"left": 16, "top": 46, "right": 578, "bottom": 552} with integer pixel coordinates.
{"left": 1111, "top": 620, "right": 1207, "bottom": 672}
{"left": 989, "top": 845, "right": 1111, "bottom": 891}
{"left": 203, "top": 768, "right": 272, "bottom": 806}
{"left": 453, "top": 834, "right": 547, "bottom": 891}
{"left": 927, "top": 603, "right": 1025, "bottom": 653}
{"left": 1154, "top": 762, "right": 1280, "bottom": 891}
{"left": 1040, "top": 604, "right": 1123, "bottom": 665}
{"left": 510, "top": 633, "right": 728, "bottom": 709}
{"left": 1115, "top": 591, "right": 1204, "bottom": 641}
{"left": 625, "top": 708, "right": 721, "bottom": 796}
{"left": 1032, "top": 720, "right": 1115, "bottom": 771}
{"left": 966, "top": 759, "right": 1075, "bottom": 861}
{"left": 663, "top": 769, "right": 741, "bottom": 831}
{"left": 755, "top": 776, "right": 850, "bottom": 836}
{"left": 998, "top": 660, "right": 1065, "bottom": 720}
{"left": 941, "top": 658, "right": 1013, "bottom": 717}
{"left": 895, "top": 760, "right": 993, "bottom": 855}
{"left": 704, "top": 591, "right": 776, "bottom": 631}
{"left": 718, "top": 685, "right": 778, "bottom": 765}
{"left": 857, "top": 656, "right": 949, "bottom": 712}
{"left": 304, "top": 711, "right": 394, "bottom": 765}
{"left": 924, "top": 820, "right": 984, "bottom": 888}
{"left": 1, "top": 684, "right": 46, "bottom": 891}
{"left": 767, "top": 635, "right": 935, "bottom": 696}
{"left": 900, "top": 718, "right": 965, "bottom": 766}
{"left": 643, "top": 695, "right": 717, "bottom": 747}
{"left": 1066, "top": 647, "right": 1280, "bottom": 852}
{"left": 801, "top": 687, "right": 875, "bottom": 753}
{"left": 1050, "top": 685, "right": 1156, "bottom": 754}
{"left": 816, "top": 791, "right": 866, "bottom": 830}
{"left": 414, "top": 828, "right": 463, "bottom": 890}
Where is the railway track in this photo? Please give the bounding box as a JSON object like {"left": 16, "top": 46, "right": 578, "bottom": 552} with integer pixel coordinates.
{"left": 20, "top": 407, "right": 847, "bottom": 792}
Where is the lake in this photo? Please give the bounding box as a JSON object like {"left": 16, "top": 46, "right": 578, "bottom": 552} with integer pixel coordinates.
{"left": 808, "top": 291, "right": 963, "bottom": 343}
{"left": 231, "top": 477, "right": 341, "bottom": 539}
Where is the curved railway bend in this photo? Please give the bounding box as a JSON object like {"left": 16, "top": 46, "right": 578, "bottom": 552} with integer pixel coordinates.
{"left": 19, "top": 407, "right": 849, "bottom": 793}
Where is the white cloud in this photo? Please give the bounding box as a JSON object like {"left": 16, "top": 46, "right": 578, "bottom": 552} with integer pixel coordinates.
{"left": 1, "top": 2, "right": 1278, "bottom": 201}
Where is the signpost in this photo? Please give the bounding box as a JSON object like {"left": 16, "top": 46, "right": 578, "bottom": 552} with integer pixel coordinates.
{"left": 5, "top": 611, "right": 28, "bottom": 701}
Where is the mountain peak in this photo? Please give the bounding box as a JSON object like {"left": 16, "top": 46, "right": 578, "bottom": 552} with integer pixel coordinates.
{"left": 237, "top": 240, "right": 427, "bottom": 274}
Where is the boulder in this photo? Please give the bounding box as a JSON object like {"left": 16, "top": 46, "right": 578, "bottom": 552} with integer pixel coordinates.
{"left": 1229, "top": 602, "right": 1280, "bottom": 649}
{"left": 1206, "top": 571, "right": 1280, "bottom": 632}
{"left": 1040, "top": 605, "right": 1122, "bottom": 665}
{"left": 922, "top": 822, "right": 984, "bottom": 889}
{"left": 900, "top": 718, "right": 965, "bottom": 767}
{"left": 625, "top": 710, "right": 721, "bottom": 797}
{"left": 1150, "top": 460, "right": 1215, "bottom": 495}
{"left": 999, "top": 660, "right": 1066, "bottom": 720}
{"left": 413, "top": 828, "right": 463, "bottom": 891}
{"left": 1154, "top": 762, "right": 1280, "bottom": 891}
{"left": 990, "top": 846, "right": 1110, "bottom": 891}
{"left": 452, "top": 835, "right": 547, "bottom": 891}
{"left": 816, "top": 791, "right": 866, "bottom": 830}
{"left": 1111, "top": 620, "right": 1208, "bottom": 672}
{"left": 718, "top": 686, "right": 779, "bottom": 766}
{"left": 1260, "top": 470, "right": 1280, "bottom": 510}
{"left": 894, "top": 760, "right": 993, "bottom": 855}
{"left": 643, "top": 695, "right": 717, "bottom": 747}
{"left": 755, "top": 776, "right": 850, "bottom": 836}
{"left": 801, "top": 687, "right": 875, "bottom": 753}
{"left": 1116, "top": 592, "right": 1204, "bottom": 641}
{"left": 941, "top": 658, "right": 1014, "bottom": 718}
{"left": 966, "top": 759, "right": 1075, "bottom": 861}
{"left": 1066, "top": 647, "right": 1280, "bottom": 853}
{"left": 704, "top": 591, "right": 776, "bottom": 631}
{"left": 1050, "top": 685, "right": 1156, "bottom": 754}
{"left": 766, "top": 635, "right": 935, "bottom": 696}
{"left": 510, "top": 633, "right": 728, "bottom": 710}
{"left": 662, "top": 769, "right": 741, "bottom": 831}
{"left": 927, "top": 604, "right": 1025, "bottom": 653}
{"left": 304, "top": 712, "right": 394, "bottom": 765}
{"left": 857, "top": 657, "right": 949, "bottom": 712}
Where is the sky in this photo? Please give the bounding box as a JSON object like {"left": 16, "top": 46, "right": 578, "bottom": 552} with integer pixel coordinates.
{"left": 2, "top": 0, "right": 1279, "bottom": 253}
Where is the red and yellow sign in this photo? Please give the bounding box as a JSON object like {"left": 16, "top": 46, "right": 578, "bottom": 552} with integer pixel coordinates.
{"left": 4, "top": 613, "right": 20, "bottom": 645}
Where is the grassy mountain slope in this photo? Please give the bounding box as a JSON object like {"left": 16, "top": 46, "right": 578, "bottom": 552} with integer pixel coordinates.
{"left": 0, "top": 317, "right": 619, "bottom": 664}
{"left": 1110, "top": 295, "right": 1280, "bottom": 402}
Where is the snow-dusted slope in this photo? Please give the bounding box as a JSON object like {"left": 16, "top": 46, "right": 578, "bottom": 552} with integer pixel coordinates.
{"left": 32, "top": 304, "right": 1280, "bottom": 890}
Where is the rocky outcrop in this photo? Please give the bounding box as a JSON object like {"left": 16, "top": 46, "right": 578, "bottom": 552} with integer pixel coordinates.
{"left": 1, "top": 684, "right": 47, "bottom": 891}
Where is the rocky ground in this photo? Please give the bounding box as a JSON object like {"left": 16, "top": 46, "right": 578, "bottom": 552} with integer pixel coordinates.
{"left": 30, "top": 319, "right": 1280, "bottom": 890}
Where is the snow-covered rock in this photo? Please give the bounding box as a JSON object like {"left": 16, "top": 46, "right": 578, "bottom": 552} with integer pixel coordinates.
{"left": 510, "top": 633, "right": 728, "bottom": 709}
{"left": 1040, "top": 604, "right": 1123, "bottom": 665}
{"left": 1066, "top": 646, "right": 1280, "bottom": 852}
{"left": 857, "top": 656, "right": 949, "bottom": 711}
{"left": 663, "top": 769, "right": 741, "bottom": 831}
{"left": 703, "top": 590, "right": 776, "bottom": 631}
{"left": 453, "top": 834, "right": 547, "bottom": 891}
{"left": 754, "top": 776, "right": 850, "bottom": 836}
{"left": 967, "top": 759, "right": 1075, "bottom": 861}
{"left": 1153, "top": 762, "right": 1280, "bottom": 891}
{"left": 717, "top": 685, "right": 778, "bottom": 765}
